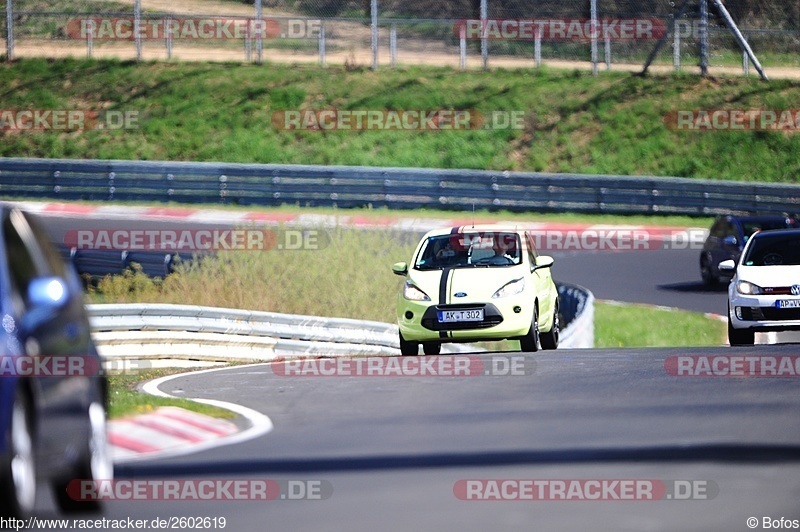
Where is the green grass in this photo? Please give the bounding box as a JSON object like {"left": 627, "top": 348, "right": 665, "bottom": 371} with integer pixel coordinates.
{"left": 108, "top": 368, "right": 237, "bottom": 419}
{"left": 595, "top": 300, "right": 726, "bottom": 348}
{"left": 1, "top": 58, "right": 800, "bottom": 182}
{"left": 87, "top": 227, "right": 414, "bottom": 323}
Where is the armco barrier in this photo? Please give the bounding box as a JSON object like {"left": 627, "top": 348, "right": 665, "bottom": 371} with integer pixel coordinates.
{"left": 2, "top": 157, "right": 799, "bottom": 216}
{"left": 89, "top": 283, "right": 594, "bottom": 361}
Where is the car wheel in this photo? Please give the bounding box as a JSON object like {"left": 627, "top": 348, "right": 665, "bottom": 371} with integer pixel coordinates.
{"left": 519, "top": 306, "right": 540, "bottom": 353}
{"left": 540, "top": 304, "right": 560, "bottom": 350}
{"left": 0, "top": 387, "right": 37, "bottom": 519}
{"left": 53, "top": 402, "right": 112, "bottom": 513}
{"left": 728, "top": 317, "right": 755, "bottom": 346}
{"left": 422, "top": 342, "right": 441, "bottom": 356}
{"left": 399, "top": 332, "right": 419, "bottom": 356}
{"left": 700, "top": 254, "right": 718, "bottom": 286}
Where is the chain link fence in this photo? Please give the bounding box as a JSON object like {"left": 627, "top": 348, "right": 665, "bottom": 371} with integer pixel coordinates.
{"left": 2, "top": 1, "right": 799, "bottom": 74}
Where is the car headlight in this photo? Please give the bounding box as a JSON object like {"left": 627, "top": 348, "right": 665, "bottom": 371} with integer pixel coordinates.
{"left": 492, "top": 278, "right": 525, "bottom": 298}
{"left": 736, "top": 280, "right": 764, "bottom": 296}
{"left": 403, "top": 281, "right": 431, "bottom": 301}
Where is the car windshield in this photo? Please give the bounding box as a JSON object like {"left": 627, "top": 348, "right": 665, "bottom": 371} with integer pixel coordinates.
{"left": 741, "top": 218, "right": 800, "bottom": 243}
{"left": 742, "top": 233, "right": 800, "bottom": 266}
{"left": 415, "top": 232, "right": 522, "bottom": 270}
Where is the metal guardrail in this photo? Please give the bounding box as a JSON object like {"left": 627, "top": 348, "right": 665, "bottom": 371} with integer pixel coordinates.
{"left": 2, "top": 157, "right": 799, "bottom": 216}
{"left": 88, "top": 283, "right": 594, "bottom": 361}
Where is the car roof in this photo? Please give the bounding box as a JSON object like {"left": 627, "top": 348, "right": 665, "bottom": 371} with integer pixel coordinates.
{"left": 422, "top": 224, "right": 524, "bottom": 238}
{"left": 749, "top": 227, "right": 800, "bottom": 239}
{"left": 724, "top": 214, "right": 798, "bottom": 224}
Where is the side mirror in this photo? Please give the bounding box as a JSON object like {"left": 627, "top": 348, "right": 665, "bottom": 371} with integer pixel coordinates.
{"left": 719, "top": 259, "right": 737, "bottom": 272}
{"left": 21, "top": 277, "right": 70, "bottom": 334}
{"left": 392, "top": 262, "right": 408, "bottom": 276}
{"left": 722, "top": 235, "right": 738, "bottom": 247}
{"left": 533, "top": 255, "right": 554, "bottom": 271}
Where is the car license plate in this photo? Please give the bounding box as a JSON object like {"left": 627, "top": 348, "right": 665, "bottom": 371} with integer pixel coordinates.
{"left": 776, "top": 300, "right": 800, "bottom": 309}
{"left": 438, "top": 309, "right": 484, "bottom": 323}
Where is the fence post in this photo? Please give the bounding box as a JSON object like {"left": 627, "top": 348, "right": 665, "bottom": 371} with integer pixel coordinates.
{"left": 371, "top": 0, "right": 378, "bottom": 70}
{"left": 87, "top": 19, "right": 94, "bottom": 59}
{"left": 673, "top": 16, "right": 681, "bottom": 71}
{"left": 459, "top": 23, "right": 466, "bottom": 70}
{"left": 742, "top": 32, "right": 749, "bottom": 76}
{"left": 165, "top": 16, "right": 172, "bottom": 60}
{"left": 134, "top": 0, "right": 142, "bottom": 60}
{"left": 480, "top": 0, "right": 487, "bottom": 71}
{"left": 534, "top": 29, "right": 541, "bottom": 67}
{"left": 390, "top": 23, "right": 396, "bottom": 67}
{"left": 590, "top": 0, "right": 598, "bottom": 75}
{"left": 699, "top": 0, "right": 708, "bottom": 76}
{"left": 245, "top": 21, "right": 251, "bottom": 62}
{"left": 604, "top": 30, "right": 611, "bottom": 70}
{"left": 319, "top": 21, "right": 325, "bottom": 66}
{"left": 255, "top": 0, "right": 263, "bottom": 64}
{"left": 6, "top": 0, "right": 13, "bottom": 60}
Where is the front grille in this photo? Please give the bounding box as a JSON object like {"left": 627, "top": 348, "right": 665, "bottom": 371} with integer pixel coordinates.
{"left": 420, "top": 303, "right": 504, "bottom": 331}
{"left": 738, "top": 306, "right": 800, "bottom": 321}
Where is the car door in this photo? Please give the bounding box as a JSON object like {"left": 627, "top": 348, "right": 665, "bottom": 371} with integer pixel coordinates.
{"left": 2, "top": 209, "right": 94, "bottom": 470}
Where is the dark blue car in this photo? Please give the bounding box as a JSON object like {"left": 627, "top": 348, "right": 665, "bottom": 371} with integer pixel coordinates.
{"left": 0, "top": 205, "right": 111, "bottom": 518}
{"left": 700, "top": 214, "right": 800, "bottom": 285}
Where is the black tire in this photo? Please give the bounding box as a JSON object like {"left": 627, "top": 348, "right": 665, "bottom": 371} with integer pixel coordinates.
{"left": 519, "top": 306, "right": 540, "bottom": 353}
{"left": 540, "top": 304, "right": 560, "bottom": 350}
{"left": 700, "top": 254, "right": 718, "bottom": 286}
{"left": 728, "top": 317, "right": 755, "bottom": 346}
{"left": 53, "top": 402, "right": 111, "bottom": 514}
{"left": 422, "top": 342, "right": 441, "bottom": 356}
{"left": 0, "top": 387, "right": 37, "bottom": 519}
{"left": 399, "top": 332, "right": 419, "bottom": 356}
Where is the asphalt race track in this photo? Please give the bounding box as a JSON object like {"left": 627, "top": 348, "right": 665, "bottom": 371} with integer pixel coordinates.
{"left": 32, "top": 213, "right": 800, "bottom": 531}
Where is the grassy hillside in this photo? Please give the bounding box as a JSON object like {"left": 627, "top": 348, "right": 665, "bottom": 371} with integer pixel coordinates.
{"left": 1, "top": 58, "right": 799, "bottom": 181}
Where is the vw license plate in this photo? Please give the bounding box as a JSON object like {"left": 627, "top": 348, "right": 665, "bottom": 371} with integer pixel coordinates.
{"left": 438, "top": 309, "right": 484, "bottom": 323}
{"left": 776, "top": 300, "right": 800, "bottom": 309}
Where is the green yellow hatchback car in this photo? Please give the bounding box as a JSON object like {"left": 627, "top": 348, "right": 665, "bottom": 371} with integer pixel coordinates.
{"left": 392, "top": 225, "right": 559, "bottom": 356}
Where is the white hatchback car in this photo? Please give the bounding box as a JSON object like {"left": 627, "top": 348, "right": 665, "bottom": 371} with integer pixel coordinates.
{"left": 722, "top": 228, "right": 800, "bottom": 346}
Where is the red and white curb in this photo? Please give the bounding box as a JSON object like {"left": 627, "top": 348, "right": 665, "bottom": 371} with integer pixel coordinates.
{"left": 110, "top": 364, "right": 275, "bottom": 464}
{"left": 16, "top": 200, "right": 708, "bottom": 246}
{"left": 108, "top": 406, "right": 238, "bottom": 462}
